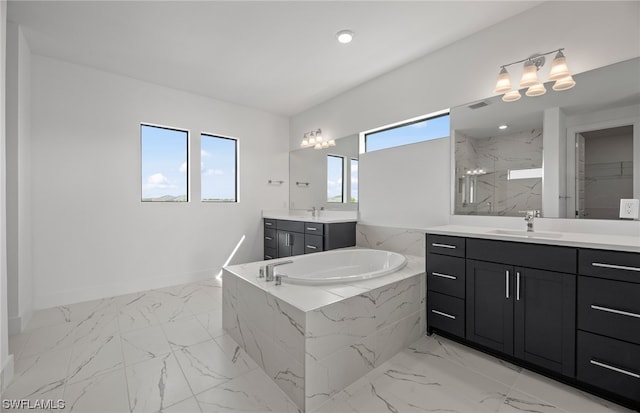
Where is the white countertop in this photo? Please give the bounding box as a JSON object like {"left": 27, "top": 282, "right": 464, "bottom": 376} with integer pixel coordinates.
{"left": 262, "top": 209, "right": 357, "bottom": 224}
{"left": 424, "top": 225, "right": 640, "bottom": 253}
{"left": 223, "top": 252, "right": 425, "bottom": 312}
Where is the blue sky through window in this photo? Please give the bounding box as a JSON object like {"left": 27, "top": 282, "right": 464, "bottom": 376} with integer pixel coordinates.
{"left": 141, "top": 124, "right": 188, "bottom": 201}
{"left": 350, "top": 158, "right": 358, "bottom": 203}
{"left": 365, "top": 114, "right": 450, "bottom": 152}
{"left": 327, "top": 155, "right": 344, "bottom": 203}
{"left": 201, "top": 134, "right": 237, "bottom": 202}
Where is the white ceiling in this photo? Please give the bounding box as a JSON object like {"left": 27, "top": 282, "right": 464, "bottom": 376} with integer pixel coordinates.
{"left": 8, "top": 1, "right": 542, "bottom": 116}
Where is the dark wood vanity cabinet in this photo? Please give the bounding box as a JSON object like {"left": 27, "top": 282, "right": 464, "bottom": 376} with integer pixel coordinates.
{"left": 426, "top": 232, "right": 640, "bottom": 409}
{"left": 263, "top": 219, "right": 355, "bottom": 260}
{"left": 576, "top": 248, "right": 640, "bottom": 406}
{"left": 466, "top": 239, "right": 576, "bottom": 377}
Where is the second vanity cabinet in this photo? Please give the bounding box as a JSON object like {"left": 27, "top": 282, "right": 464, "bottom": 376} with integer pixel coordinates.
{"left": 264, "top": 218, "right": 356, "bottom": 260}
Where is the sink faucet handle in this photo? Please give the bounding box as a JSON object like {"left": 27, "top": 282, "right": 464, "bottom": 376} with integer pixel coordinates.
{"left": 258, "top": 266, "right": 265, "bottom": 278}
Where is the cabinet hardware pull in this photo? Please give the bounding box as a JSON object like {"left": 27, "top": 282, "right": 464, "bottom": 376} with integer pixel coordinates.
{"left": 285, "top": 233, "right": 290, "bottom": 247}
{"left": 306, "top": 227, "right": 317, "bottom": 231}
{"left": 591, "top": 304, "right": 640, "bottom": 319}
{"left": 592, "top": 262, "right": 640, "bottom": 272}
{"left": 265, "top": 255, "right": 273, "bottom": 259}
{"left": 432, "top": 243, "right": 456, "bottom": 249}
{"left": 265, "top": 222, "right": 273, "bottom": 226}
{"left": 516, "top": 271, "right": 521, "bottom": 301}
{"left": 506, "top": 270, "right": 510, "bottom": 299}
{"left": 590, "top": 359, "right": 640, "bottom": 379}
{"left": 431, "top": 309, "right": 456, "bottom": 320}
{"left": 432, "top": 272, "right": 456, "bottom": 280}
{"left": 306, "top": 245, "right": 317, "bottom": 250}
{"left": 265, "top": 236, "right": 273, "bottom": 241}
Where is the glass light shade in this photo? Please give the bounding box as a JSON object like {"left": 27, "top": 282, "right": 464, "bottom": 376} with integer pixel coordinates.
{"left": 308, "top": 136, "right": 316, "bottom": 145}
{"left": 328, "top": 140, "right": 336, "bottom": 147}
{"left": 519, "top": 62, "right": 540, "bottom": 88}
{"left": 502, "top": 90, "right": 521, "bottom": 102}
{"left": 315, "top": 131, "right": 323, "bottom": 142}
{"left": 526, "top": 82, "right": 547, "bottom": 97}
{"left": 494, "top": 67, "right": 512, "bottom": 94}
{"left": 321, "top": 141, "right": 329, "bottom": 149}
{"left": 301, "top": 138, "right": 309, "bottom": 147}
{"left": 314, "top": 143, "right": 322, "bottom": 150}
{"left": 548, "top": 51, "right": 570, "bottom": 81}
{"left": 552, "top": 74, "right": 576, "bottom": 91}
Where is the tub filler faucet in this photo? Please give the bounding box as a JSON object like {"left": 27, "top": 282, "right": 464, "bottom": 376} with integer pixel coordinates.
{"left": 259, "top": 260, "right": 293, "bottom": 282}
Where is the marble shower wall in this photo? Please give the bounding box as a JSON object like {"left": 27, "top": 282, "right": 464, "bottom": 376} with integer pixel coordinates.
{"left": 356, "top": 224, "right": 425, "bottom": 257}
{"left": 222, "top": 270, "right": 426, "bottom": 412}
{"left": 455, "top": 129, "right": 543, "bottom": 216}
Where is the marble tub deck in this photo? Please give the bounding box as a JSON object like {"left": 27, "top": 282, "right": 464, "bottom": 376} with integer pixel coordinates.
{"left": 2, "top": 276, "right": 633, "bottom": 413}
{"left": 222, "top": 253, "right": 427, "bottom": 412}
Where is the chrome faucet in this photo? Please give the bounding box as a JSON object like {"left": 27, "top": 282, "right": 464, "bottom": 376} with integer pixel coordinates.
{"left": 309, "top": 206, "right": 317, "bottom": 217}
{"left": 259, "top": 260, "right": 293, "bottom": 282}
{"left": 523, "top": 210, "right": 541, "bottom": 232}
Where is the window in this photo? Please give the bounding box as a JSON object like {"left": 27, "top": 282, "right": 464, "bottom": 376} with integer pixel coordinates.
{"left": 201, "top": 134, "right": 238, "bottom": 202}
{"left": 350, "top": 158, "right": 358, "bottom": 203}
{"left": 364, "top": 111, "right": 450, "bottom": 153}
{"left": 327, "top": 155, "right": 344, "bottom": 203}
{"left": 141, "top": 124, "right": 188, "bottom": 202}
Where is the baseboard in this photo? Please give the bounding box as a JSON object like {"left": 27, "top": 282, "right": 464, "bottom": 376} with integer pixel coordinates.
{"left": 34, "top": 267, "right": 219, "bottom": 310}
{"left": 1, "top": 354, "right": 15, "bottom": 393}
{"left": 8, "top": 309, "right": 33, "bottom": 335}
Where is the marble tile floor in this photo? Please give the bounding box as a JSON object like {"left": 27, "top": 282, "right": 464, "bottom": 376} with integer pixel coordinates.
{"left": 2, "top": 277, "right": 634, "bottom": 413}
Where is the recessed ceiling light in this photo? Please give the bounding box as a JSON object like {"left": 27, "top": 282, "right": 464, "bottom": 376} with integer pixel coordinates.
{"left": 336, "top": 30, "right": 354, "bottom": 44}
{"left": 498, "top": 125, "right": 508, "bottom": 130}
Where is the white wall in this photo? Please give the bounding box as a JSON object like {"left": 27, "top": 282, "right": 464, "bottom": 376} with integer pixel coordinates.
{"left": 6, "top": 21, "right": 32, "bottom": 334}
{"left": 30, "top": 55, "right": 289, "bottom": 309}
{"left": 359, "top": 138, "right": 450, "bottom": 228}
{"left": 1, "top": 0, "right": 15, "bottom": 392}
{"left": 291, "top": 1, "right": 640, "bottom": 230}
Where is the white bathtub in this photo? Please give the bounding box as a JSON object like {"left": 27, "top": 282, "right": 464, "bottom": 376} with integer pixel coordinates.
{"left": 274, "top": 248, "right": 407, "bottom": 285}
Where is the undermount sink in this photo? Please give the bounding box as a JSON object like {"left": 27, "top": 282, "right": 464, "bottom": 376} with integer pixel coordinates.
{"left": 490, "top": 229, "right": 563, "bottom": 239}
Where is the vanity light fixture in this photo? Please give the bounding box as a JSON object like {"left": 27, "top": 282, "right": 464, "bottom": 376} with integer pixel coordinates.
{"left": 494, "top": 48, "right": 576, "bottom": 102}
{"left": 301, "top": 129, "right": 336, "bottom": 149}
{"left": 336, "top": 30, "right": 354, "bottom": 44}
{"left": 498, "top": 125, "right": 508, "bottom": 130}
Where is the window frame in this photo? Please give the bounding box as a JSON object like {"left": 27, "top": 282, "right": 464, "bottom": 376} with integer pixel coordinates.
{"left": 361, "top": 109, "right": 450, "bottom": 153}
{"left": 140, "top": 123, "right": 190, "bottom": 202}
{"left": 200, "top": 132, "right": 239, "bottom": 203}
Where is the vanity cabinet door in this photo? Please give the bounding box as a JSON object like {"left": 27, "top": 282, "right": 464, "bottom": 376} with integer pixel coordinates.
{"left": 514, "top": 268, "right": 576, "bottom": 377}
{"left": 277, "top": 231, "right": 305, "bottom": 258}
{"left": 466, "top": 260, "right": 514, "bottom": 355}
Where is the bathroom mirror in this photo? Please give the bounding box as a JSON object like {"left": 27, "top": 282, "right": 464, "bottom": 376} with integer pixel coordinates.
{"left": 289, "top": 134, "right": 359, "bottom": 211}
{"left": 452, "top": 57, "right": 640, "bottom": 218}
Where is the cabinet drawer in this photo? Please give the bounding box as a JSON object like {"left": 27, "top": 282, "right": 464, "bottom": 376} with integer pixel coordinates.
{"left": 276, "top": 220, "right": 304, "bottom": 233}
{"left": 264, "top": 229, "right": 277, "bottom": 249}
{"left": 467, "top": 238, "right": 576, "bottom": 274}
{"left": 577, "top": 330, "right": 640, "bottom": 405}
{"left": 264, "top": 218, "right": 277, "bottom": 229}
{"left": 264, "top": 247, "right": 277, "bottom": 260}
{"left": 427, "top": 291, "right": 465, "bottom": 338}
{"left": 578, "top": 276, "right": 640, "bottom": 344}
{"left": 426, "top": 254, "right": 465, "bottom": 299}
{"left": 304, "top": 222, "right": 324, "bottom": 235}
{"left": 579, "top": 249, "right": 640, "bottom": 284}
{"left": 304, "top": 234, "right": 324, "bottom": 254}
{"left": 426, "top": 234, "right": 465, "bottom": 257}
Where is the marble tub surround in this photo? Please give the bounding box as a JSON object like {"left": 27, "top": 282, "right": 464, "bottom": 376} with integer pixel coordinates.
{"left": 425, "top": 224, "right": 640, "bottom": 252}
{"left": 263, "top": 209, "right": 358, "bottom": 223}
{"left": 222, "top": 252, "right": 426, "bottom": 412}
{"left": 356, "top": 224, "right": 426, "bottom": 257}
